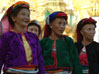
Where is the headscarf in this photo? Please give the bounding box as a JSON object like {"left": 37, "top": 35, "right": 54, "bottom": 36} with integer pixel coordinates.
{"left": 28, "top": 20, "right": 41, "bottom": 35}
{"left": 0, "top": 1, "right": 29, "bottom": 35}
{"left": 76, "top": 17, "right": 97, "bottom": 42}
{"left": 43, "top": 11, "right": 68, "bottom": 38}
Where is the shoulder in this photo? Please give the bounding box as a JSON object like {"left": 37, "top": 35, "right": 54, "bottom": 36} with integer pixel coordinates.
{"left": 26, "top": 31, "right": 37, "bottom": 38}
{"left": 26, "top": 31, "right": 39, "bottom": 43}
{"left": 93, "top": 41, "right": 99, "bottom": 45}
{"left": 26, "top": 31, "right": 38, "bottom": 40}
{"left": 0, "top": 31, "right": 16, "bottom": 39}
{"left": 75, "top": 42, "right": 82, "bottom": 46}
{"left": 64, "top": 36, "right": 74, "bottom": 43}
{"left": 40, "top": 37, "right": 49, "bottom": 44}
{"left": 0, "top": 32, "right": 15, "bottom": 46}
{"left": 91, "top": 41, "right": 99, "bottom": 48}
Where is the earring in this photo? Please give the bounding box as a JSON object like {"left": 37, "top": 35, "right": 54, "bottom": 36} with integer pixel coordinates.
{"left": 50, "top": 26, "right": 52, "bottom": 28}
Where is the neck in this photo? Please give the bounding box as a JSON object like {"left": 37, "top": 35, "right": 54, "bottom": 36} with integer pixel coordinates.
{"left": 49, "top": 32, "right": 60, "bottom": 40}
{"left": 13, "top": 24, "right": 26, "bottom": 33}
{"left": 82, "top": 38, "right": 93, "bottom": 46}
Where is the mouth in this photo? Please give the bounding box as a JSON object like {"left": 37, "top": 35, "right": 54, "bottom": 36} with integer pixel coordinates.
{"left": 24, "top": 20, "right": 29, "bottom": 24}
{"left": 24, "top": 20, "right": 29, "bottom": 23}
{"left": 59, "top": 30, "right": 64, "bottom": 33}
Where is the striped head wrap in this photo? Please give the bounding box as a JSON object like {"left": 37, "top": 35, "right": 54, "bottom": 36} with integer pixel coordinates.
{"left": 0, "top": 1, "right": 29, "bottom": 35}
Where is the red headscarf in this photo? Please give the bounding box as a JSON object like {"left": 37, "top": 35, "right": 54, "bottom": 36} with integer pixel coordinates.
{"left": 76, "top": 17, "right": 97, "bottom": 42}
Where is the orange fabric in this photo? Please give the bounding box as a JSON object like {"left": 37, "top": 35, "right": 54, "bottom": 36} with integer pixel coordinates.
{"left": 46, "top": 69, "right": 64, "bottom": 73}
{"left": 13, "top": 1, "right": 29, "bottom": 9}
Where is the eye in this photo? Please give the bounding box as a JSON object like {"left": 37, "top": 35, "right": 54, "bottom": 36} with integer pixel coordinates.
{"left": 87, "top": 28, "right": 91, "bottom": 31}
{"left": 27, "top": 14, "right": 30, "bottom": 17}
{"left": 58, "top": 21, "right": 62, "bottom": 25}
{"left": 21, "top": 13, "right": 25, "bottom": 16}
{"left": 35, "top": 29, "right": 37, "bottom": 32}
{"left": 93, "top": 28, "right": 95, "bottom": 30}
{"left": 63, "top": 22, "right": 66, "bottom": 26}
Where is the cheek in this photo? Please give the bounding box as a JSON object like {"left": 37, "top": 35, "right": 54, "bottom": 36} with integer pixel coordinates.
{"left": 83, "top": 31, "right": 90, "bottom": 37}
{"left": 52, "top": 26, "right": 58, "bottom": 32}
{"left": 81, "top": 31, "right": 87, "bottom": 37}
{"left": 52, "top": 24, "right": 59, "bottom": 30}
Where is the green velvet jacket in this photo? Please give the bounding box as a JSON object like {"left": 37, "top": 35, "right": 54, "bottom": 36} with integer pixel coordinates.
{"left": 40, "top": 36, "right": 82, "bottom": 74}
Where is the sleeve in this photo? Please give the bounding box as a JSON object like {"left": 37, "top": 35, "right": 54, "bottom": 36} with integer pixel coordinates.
{"left": 37, "top": 39, "right": 45, "bottom": 74}
{"left": 67, "top": 37, "right": 82, "bottom": 74}
{"left": 40, "top": 39, "right": 44, "bottom": 55}
{"left": 91, "top": 42, "right": 99, "bottom": 74}
{"left": 0, "top": 35, "right": 8, "bottom": 74}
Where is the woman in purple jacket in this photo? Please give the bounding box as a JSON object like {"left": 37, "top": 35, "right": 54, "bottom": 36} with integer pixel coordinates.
{"left": 0, "top": 1, "right": 45, "bottom": 74}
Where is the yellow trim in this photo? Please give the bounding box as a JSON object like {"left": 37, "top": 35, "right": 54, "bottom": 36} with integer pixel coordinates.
{"left": 22, "top": 35, "right": 32, "bottom": 63}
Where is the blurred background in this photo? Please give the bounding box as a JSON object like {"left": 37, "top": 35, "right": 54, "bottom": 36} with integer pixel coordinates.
{"left": 0, "top": 0, "right": 99, "bottom": 42}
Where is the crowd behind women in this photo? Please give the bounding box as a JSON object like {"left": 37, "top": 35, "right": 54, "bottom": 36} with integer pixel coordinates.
{"left": 0, "top": 1, "right": 99, "bottom": 74}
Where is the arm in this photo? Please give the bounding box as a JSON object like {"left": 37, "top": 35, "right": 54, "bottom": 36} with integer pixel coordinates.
{"left": 37, "top": 39, "right": 45, "bottom": 74}
{"left": 0, "top": 35, "right": 8, "bottom": 74}
{"left": 67, "top": 38, "right": 82, "bottom": 74}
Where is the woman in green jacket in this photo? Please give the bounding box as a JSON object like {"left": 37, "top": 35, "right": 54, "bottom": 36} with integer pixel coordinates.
{"left": 40, "top": 11, "right": 82, "bottom": 74}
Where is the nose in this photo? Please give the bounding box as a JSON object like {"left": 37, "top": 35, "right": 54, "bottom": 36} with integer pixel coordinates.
{"left": 91, "top": 29, "right": 95, "bottom": 35}
{"left": 25, "top": 15, "right": 30, "bottom": 21}
{"left": 60, "top": 24, "right": 66, "bottom": 29}
{"left": 27, "top": 16, "right": 30, "bottom": 21}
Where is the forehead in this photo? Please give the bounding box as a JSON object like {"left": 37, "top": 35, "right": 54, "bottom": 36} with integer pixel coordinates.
{"left": 55, "top": 17, "right": 66, "bottom": 20}
{"left": 53, "top": 18, "right": 66, "bottom": 23}
{"left": 28, "top": 25, "right": 39, "bottom": 29}
{"left": 82, "top": 24, "right": 95, "bottom": 29}
{"left": 18, "top": 8, "right": 30, "bottom": 13}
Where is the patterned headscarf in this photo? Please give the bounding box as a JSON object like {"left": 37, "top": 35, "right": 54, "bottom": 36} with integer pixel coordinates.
{"left": 0, "top": 1, "right": 29, "bottom": 35}
{"left": 76, "top": 17, "right": 97, "bottom": 42}
{"left": 43, "top": 11, "right": 68, "bottom": 38}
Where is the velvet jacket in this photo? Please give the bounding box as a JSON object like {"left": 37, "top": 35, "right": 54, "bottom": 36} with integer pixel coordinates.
{"left": 40, "top": 36, "right": 82, "bottom": 74}
{"left": 0, "top": 31, "right": 45, "bottom": 74}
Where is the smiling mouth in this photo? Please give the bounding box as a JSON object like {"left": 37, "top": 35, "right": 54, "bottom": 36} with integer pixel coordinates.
{"left": 24, "top": 21, "right": 29, "bottom": 23}
{"left": 60, "top": 30, "right": 64, "bottom": 32}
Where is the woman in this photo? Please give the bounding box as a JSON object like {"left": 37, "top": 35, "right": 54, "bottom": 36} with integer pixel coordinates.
{"left": 0, "top": 1, "right": 45, "bottom": 74}
{"left": 40, "top": 11, "right": 82, "bottom": 74}
{"left": 28, "top": 20, "right": 41, "bottom": 38}
{"left": 75, "top": 17, "right": 99, "bottom": 74}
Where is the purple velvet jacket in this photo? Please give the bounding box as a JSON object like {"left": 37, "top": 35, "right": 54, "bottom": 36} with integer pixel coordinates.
{"left": 0, "top": 31, "right": 45, "bottom": 74}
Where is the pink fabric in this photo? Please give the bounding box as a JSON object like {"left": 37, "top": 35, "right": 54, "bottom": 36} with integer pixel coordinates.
{"left": 1, "top": 16, "right": 10, "bottom": 34}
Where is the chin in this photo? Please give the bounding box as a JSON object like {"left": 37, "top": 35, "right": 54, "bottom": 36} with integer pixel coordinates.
{"left": 57, "top": 33, "right": 63, "bottom": 36}
{"left": 22, "top": 24, "right": 27, "bottom": 27}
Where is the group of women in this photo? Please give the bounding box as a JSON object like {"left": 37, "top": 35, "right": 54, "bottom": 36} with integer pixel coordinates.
{"left": 0, "top": 1, "right": 99, "bottom": 74}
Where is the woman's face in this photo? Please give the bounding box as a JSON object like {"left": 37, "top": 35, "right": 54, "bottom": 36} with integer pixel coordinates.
{"left": 50, "top": 18, "right": 66, "bottom": 36}
{"left": 80, "top": 24, "right": 95, "bottom": 41}
{"left": 28, "top": 25, "right": 39, "bottom": 37}
{"left": 12, "top": 8, "right": 30, "bottom": 27}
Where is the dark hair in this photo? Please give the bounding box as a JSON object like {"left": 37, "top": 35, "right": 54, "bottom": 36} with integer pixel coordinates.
{"left": 28, "top": 20, "right": 41, "bottom": 35}
{"left": 8, "top": 7, "right": 29, "bottom": 27}
{"left": 76, "top": 17, "right": 97, "bottom": 42}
